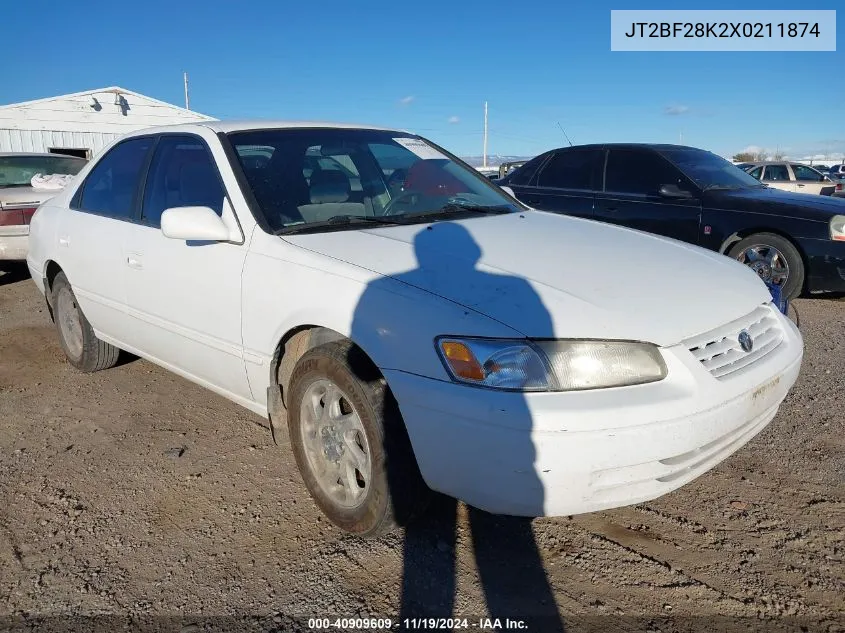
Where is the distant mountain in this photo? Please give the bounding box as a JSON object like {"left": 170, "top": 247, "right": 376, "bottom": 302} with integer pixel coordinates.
{"left": 460, "top": 154, "right": 536, "bottom": 168}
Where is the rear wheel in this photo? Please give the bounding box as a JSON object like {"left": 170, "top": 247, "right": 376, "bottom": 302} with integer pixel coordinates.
{"left": 728, "top": 233, "right": 804, "bottom": 301}
{"left": 51, "top": 272, "right": 120, "bottom": 372}
{"left": 286, "top": 340, "right": 429, "bottom": 536}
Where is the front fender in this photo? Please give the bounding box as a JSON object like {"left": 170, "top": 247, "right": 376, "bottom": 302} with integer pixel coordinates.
{"left": 241, "top": 243, "right": 520, "bottom": 399}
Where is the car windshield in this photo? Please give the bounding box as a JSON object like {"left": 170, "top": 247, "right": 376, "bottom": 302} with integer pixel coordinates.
{"left": 0, "top": 155, "right": 86, "bottom": 187}
{"left": 660, "top": 148, "right": 764, "bottom": 190}
{"left": 226, "top": 128, "right": 522, "bottom": 233}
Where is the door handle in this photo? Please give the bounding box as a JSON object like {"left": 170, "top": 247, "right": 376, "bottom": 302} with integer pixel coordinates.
{"left": 797, "top": 184, "right": 805, "bottom": 188}
{"left": 58, "top": 236, "right": 69, "bottom": 247}
{"left": 604, "top": 206, "right": 618, "bottom": 212}
{"left": 126, "top": 254, "right": 143, "bottom": 270}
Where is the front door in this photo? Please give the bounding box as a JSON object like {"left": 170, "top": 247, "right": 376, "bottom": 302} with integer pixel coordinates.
{"left": 790, "top": 163, "right": 833, "bottom": 195}
{"left": 123, "top": 134, "right": 252, "bottom": 401}
{"left": 594, "top": 148, "right": 702, "bottom": 244}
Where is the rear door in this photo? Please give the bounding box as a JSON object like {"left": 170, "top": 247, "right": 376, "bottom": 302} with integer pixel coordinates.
{"left": 760, "top": 164, "right": 795, "bottom": 192}
{"left": 594, "top": 148, "right": 702, "bottom": 244}
{"left": 57, "top": 136, "right": 154, "bottom": 345}
{"left": 509, "top": 148, "right": 602, "bottom": 219}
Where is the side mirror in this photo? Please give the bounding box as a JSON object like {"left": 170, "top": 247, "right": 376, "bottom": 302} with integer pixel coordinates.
{"left": 658, "top": 183, "right": 694, "bottom": 199}
{"left": 500, "top": 185, "right": 516, "bottom": 198}
{"left": 160, "top": 206, "right": 233, "bottom": 242}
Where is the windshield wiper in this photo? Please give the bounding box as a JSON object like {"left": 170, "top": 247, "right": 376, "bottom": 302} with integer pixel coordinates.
{"left": 277, "top": 214, "right": 410, "bottom": 235}
{"left": 408, "top": 202, "right": 513, "bottom": 219}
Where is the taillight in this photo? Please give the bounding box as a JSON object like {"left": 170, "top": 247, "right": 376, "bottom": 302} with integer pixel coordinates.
{"left": 0, "top": 206, "right": 38, "bottom": 226}
{"left": 836, "top": 183, "right": 843, "bottom": 191}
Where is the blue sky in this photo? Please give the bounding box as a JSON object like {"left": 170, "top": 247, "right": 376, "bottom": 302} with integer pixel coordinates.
{"left": 2, "top": 0, "right": 842, "bottom": 159}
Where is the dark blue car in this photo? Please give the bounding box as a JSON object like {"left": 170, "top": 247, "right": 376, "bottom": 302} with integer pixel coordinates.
{"left": 498, "top": 144, "right": 845, "bottom": 299}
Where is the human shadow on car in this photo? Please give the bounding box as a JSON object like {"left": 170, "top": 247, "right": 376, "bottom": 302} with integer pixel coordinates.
{"left": 349, "top": 221, "right": 565, "bottom": 631}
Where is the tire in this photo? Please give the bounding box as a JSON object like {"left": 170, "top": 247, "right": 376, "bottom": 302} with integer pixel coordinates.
{"left": 51, "top": 272, "right": 120, "bottom": 372}
{"left": 286, "top": 340, "right": 429, "bottom": 536}
{"left": 727, "top": 232, "right": 805, "bottom": 301}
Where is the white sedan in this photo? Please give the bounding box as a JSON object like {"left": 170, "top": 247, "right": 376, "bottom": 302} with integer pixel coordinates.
{"left": 26, "top": 121, "right": 803, "bottom": 536}
{"left": 744, "top": 161, "right": 838, "bottom": 196}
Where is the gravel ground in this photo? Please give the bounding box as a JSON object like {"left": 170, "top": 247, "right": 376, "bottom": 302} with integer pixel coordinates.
{"left": 0, "top": 262, "right": 843, "bottom": 633}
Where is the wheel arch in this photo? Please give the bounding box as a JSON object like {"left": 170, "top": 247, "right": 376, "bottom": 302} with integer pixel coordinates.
{"left": 266, "top": 324, "right": 382, "bottom": 435}
{"left": 42, "top": 259, "right": 65, "bottom": 321}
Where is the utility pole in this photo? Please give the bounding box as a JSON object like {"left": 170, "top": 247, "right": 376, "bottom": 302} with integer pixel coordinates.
{"left": 184, "top": 72, "right": 190, "bottom": 111}
{"left": 483, "top": 101, "right": 488, "bottom": 169}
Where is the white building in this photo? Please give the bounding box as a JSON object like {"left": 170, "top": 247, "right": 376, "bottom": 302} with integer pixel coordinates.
{"left": 0, "top": 86, "right": 215, "bottom": 159}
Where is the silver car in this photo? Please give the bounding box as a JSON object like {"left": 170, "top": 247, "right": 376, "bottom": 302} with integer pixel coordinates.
{"left": 0, "top": 153, "right": 87, "bottom": 260}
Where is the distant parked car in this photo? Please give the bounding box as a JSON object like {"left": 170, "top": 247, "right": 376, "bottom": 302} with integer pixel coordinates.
{"left": 827, "top": 172, "right": 845, "bottom": 198}
{"left": 0, "top": 153, "right": 86, "bottom": 260}
{"left": 499, "top": 160, "right": 528, "bottom": 179}
{"left": 498, "top": 143, "right": 845, "bottom": 299}
{"left": 829, "top": 164, "right": 845, "bottom": 178}
{"left": 743, "top": 162, "right": 837, "bottom": 196}
{"left": 27, "top": 122, "right": 803, "bottom": 537}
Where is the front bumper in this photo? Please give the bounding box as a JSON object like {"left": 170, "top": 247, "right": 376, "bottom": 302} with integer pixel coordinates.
{"left": 0, "top": 226, "right": 29, "bottom": 261}
{"left": 385, "top": 308, "right": 803, "bottom": 517}
{"left": 802, "top": 236, "right": 845, "bottom": 293}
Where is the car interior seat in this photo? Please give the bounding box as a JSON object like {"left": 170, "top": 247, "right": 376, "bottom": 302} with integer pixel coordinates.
{"left": 297, "top": 169, "right": 366, "bottom": 223}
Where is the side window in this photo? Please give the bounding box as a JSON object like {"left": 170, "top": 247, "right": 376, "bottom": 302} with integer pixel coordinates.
{"left": 791, "top": 164, "right": 822, "bottom": 182}
{"left": 536, "top": 150, "right": 601, "bottom": 190}
{"left": 78, "top": 137, "right": 153, "bottom": 218}
{"left": 747, "top": 166, "right": 763, "bottom": 180}
{"left": 763, "top": 164, "right": 790, "bottom": 181}
{"left": 507, "top": 153, "right": 550, "bottom": 186}
{"left": 141, "top": 136, "right": 225, "bottom": 227}
{"left": 605, "top": 150, "right": 684, "bottom": 195}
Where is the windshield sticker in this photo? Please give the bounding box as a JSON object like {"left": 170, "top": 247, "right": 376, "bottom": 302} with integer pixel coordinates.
{"left": 393, "top": 137, "right": 448, "bottom": 160}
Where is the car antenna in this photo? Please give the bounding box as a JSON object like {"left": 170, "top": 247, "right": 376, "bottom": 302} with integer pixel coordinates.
{"left": 556, "top": 122, "right": 573, "bottom": 147}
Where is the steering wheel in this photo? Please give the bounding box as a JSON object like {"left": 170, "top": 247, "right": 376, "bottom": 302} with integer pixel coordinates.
{"left": 382, "top": 190, "right": 423, "bottom": 216}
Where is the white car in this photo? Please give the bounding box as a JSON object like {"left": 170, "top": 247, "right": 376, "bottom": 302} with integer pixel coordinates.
{"left": 744, "top": 162, "right": 837, "bottom": 196}
{"left": 26, "top": 121, "right": 804, "bottom": 536}
{"left": 0, "top": 153, "right": 87, "bottom": 260}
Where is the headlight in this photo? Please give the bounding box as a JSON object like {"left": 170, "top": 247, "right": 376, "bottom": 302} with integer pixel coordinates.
{"left": 436, "top": 337, "right": 667, "bottom": 392}
{"left": 830, "top": 215, "right": 845, "bottom": 241}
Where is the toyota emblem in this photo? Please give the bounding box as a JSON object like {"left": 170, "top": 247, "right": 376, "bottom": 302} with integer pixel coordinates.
{"left": 738, "top": 330, "right": 753, "bottom": 353}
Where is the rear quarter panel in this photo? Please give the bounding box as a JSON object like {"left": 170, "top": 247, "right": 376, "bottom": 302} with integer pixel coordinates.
{"left": 26, "top": 202, "right": 62, "bottom": 293}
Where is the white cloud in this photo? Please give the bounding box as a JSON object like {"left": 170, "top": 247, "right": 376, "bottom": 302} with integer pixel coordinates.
{"left": 664, "top": 104, "right": 690, "bottom": 116}
{"left": 448, "top": 115, "right": 460, "bottom": 124}
{"left": 740, "top": 145, "right": 765, "bottom": 155}
{"left": 398, "top": 95, "right": 415, "bottom": 106}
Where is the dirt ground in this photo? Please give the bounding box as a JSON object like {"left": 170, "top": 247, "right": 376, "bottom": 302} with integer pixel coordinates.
{"left": 1, "top": 262, "right": 843, "bottom": 633}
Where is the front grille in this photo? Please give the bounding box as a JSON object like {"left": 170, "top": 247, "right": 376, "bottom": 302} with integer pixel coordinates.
{"left": 684, "top": 305, "right": 783, "bottom": 379}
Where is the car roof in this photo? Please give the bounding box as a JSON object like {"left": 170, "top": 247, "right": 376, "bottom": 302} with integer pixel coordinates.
{"left": 745, "top": 161, "right": 820, "bottom": 166}
{"left": 544, "top": 143, "right": 706, "bottom": 152}
{"left": 118, "top": 119, "right": 410, "bottom": 139}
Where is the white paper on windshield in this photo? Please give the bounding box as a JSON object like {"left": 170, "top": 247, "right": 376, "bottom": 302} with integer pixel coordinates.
{"left": 393, "top": 137, "right": 447, "bottom": 160}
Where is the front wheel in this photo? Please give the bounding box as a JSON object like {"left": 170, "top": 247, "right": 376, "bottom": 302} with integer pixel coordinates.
{"left": 727, "top": 233, "right": 805, "bottom": 301}
{"left": 286, "top": 340, "right": 428, "bottom": 536}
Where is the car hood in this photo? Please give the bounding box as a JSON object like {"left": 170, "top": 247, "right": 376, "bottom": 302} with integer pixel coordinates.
{"left": 706, "top": 186, "right": 845, "bottom": 221}
{"left": 284, "top": 211, "right": 772, "bottom": 347}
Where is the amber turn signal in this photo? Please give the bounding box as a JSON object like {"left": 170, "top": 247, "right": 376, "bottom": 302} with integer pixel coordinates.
{"left": 440, "top": 341, "right": 485, "bottom": 381}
